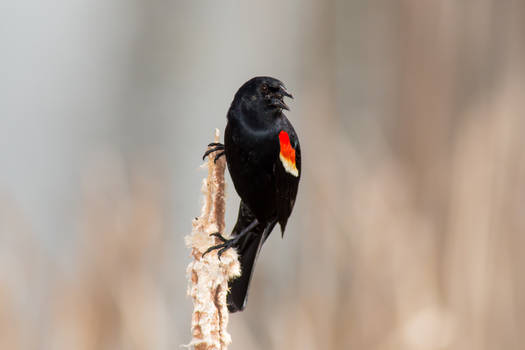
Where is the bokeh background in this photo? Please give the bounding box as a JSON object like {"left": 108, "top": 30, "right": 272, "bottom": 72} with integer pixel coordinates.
{"left": 1, "top": 1, "right": 525, "bottom": 349}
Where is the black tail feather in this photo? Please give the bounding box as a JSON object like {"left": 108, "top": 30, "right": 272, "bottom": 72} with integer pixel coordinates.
{"left": 226, "top": 202, "right": 276, "bottom": 312}
{"left": 227, "top": 231, "right": 264, "bottom": 312}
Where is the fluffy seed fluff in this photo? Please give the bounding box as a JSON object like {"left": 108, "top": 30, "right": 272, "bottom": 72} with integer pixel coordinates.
{"left": 185, "top": 129, "right": 240, "bottom": 350}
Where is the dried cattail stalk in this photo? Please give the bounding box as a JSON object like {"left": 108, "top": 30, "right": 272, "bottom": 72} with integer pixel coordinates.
{"left": 185, "top": 129, "right": 240, "bottom": 350}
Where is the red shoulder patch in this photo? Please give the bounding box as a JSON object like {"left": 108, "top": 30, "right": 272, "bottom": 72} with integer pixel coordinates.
{"left": 278, "top": 131, "right": 299, "bottom": 177}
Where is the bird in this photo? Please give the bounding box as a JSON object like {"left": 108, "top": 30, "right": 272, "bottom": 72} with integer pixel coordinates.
{"left": 202, "top": 76, "right": 301, "bottom": 312}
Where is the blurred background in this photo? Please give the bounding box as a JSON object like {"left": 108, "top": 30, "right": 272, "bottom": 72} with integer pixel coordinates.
{"left": 1, "top": 1, "right": 524, "bottom": 349}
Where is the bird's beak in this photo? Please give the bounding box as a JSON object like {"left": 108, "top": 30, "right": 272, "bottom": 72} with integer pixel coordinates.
{"left": 281, "top": 89, "right": 293, "bottom": 99}
{"left": 271, "top": 98, "right": 290, "bottom": 111}
{"left": 279, "top": 83, "right": 293, "bottom": 99}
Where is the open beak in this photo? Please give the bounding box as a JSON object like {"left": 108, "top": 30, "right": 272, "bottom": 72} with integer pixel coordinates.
{"left": 268, "top": 81, "right": 293, "bottom": 110}
{"left": 270, "top": 98, "right": 290, "bottom": 111}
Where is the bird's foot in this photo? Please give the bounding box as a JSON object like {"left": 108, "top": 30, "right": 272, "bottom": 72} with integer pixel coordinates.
{"left": 202, "top": 232, "right": 239, "bottom": 259}
{"left": 202, "top": 143, "right": 225, "bottom": 163}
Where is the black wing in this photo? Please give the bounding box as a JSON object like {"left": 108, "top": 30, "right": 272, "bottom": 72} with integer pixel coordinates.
{"left": 274, "top": 129, "right": 301, "bottom": 235}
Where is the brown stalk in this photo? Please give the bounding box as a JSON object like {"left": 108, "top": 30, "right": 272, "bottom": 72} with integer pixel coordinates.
{"left": 185, "top": 129, "right": 240, "bottom": 350}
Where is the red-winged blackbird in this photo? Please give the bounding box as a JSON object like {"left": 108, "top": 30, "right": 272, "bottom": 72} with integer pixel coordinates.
{"left": 202, "top": 76, "right": 301, "bottom": 312}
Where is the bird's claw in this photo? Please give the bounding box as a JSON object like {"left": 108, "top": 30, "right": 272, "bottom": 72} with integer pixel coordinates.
{"left": 202, "top": 143, "right": 225, "bottom": 161}
{"left": 202, "top": 242, "right": 230, "bottom": 259}
{"left": 202, "top": 233, "right": 237, "bottom": 259}
{"left": 213, "top": 151, "right": 225, "bottom": 163}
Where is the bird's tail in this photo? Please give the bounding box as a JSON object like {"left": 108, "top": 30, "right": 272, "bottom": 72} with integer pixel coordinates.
{"left": 227, "top": 203, "right": 275, "bottom": 312}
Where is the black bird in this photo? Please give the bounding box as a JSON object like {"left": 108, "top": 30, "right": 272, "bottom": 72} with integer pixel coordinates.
{"left": 202, "top": 76, "right": 301, "bottom": 312}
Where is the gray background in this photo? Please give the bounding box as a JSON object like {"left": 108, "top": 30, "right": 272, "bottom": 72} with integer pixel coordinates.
{"left": 1, "top": 1, "right": 524, "bottom": 349}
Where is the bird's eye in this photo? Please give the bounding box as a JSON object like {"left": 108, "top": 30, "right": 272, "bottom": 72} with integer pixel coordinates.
{"left": 261, "top": 84, "right": 268, "bottom": 92}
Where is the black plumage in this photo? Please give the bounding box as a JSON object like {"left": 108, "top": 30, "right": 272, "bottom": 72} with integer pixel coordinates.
{"left": 203, "top": 76, "right": 301, "bottom": 312}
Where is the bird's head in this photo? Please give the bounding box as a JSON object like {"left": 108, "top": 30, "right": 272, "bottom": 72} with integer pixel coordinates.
{"left": 233, "top": 76, "right": 293, "bottom": 114}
